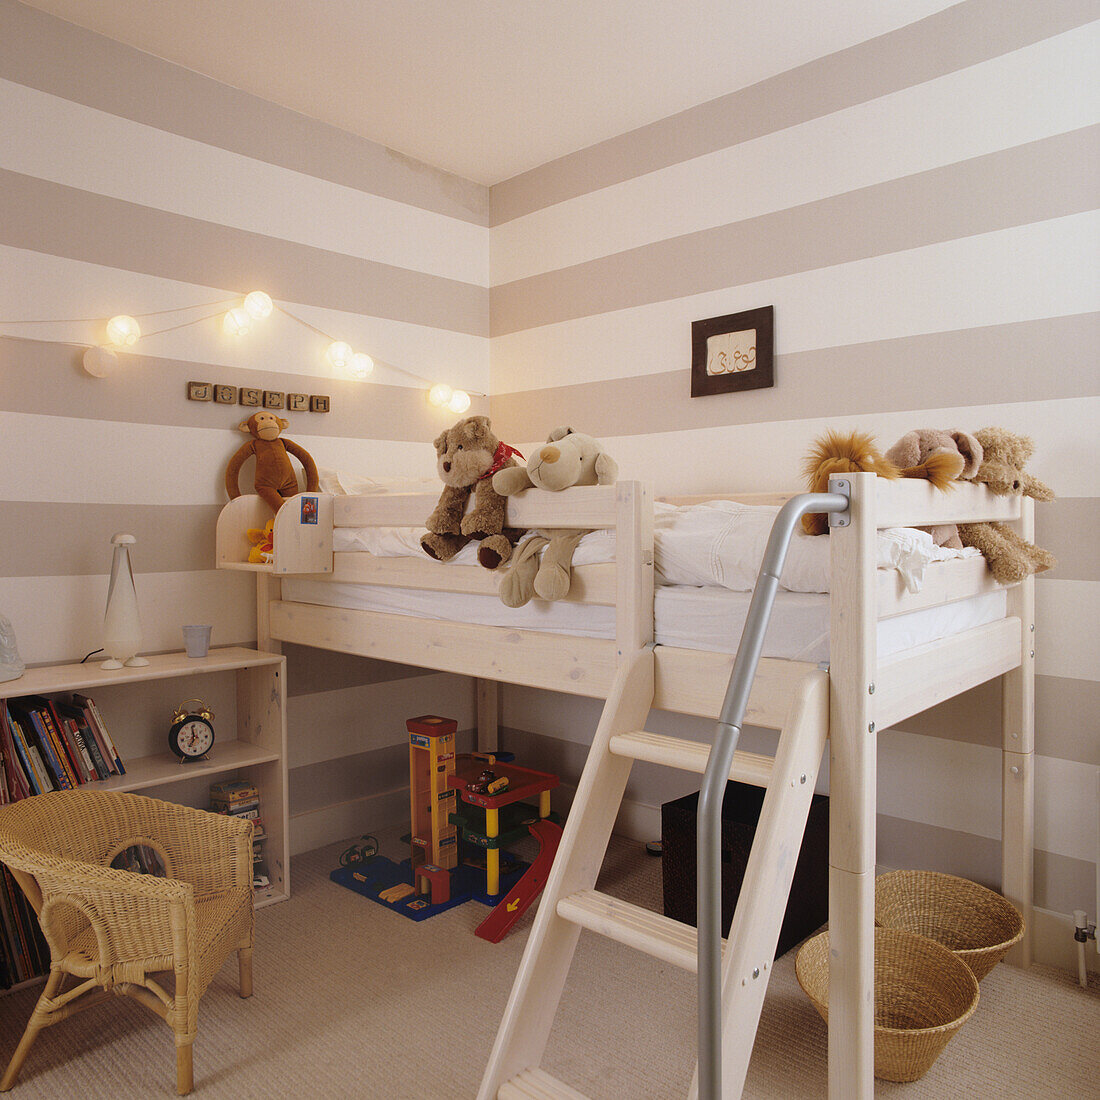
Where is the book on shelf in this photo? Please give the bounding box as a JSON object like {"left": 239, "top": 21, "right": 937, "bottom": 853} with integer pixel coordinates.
{"left": 0, "top": 708, "right": 30, "bottom": 803}
{"left": 6, "top": 700, "right": 69, "bottom": 791}
{"left": 80, "top": 694, "right": 125, "bottom": 775}
{"left": 5, "top": 708, "right": 51, "bottom": 796}
{"left": 54, "top": 700, "right": 110, "bottom": 781}
{"left": 210, "top": 779, "right": 258, "bottom": 805}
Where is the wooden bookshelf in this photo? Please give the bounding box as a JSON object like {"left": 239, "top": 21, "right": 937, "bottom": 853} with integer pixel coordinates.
{"left": 0, "top": 647, "right": 289, "bottom": 911}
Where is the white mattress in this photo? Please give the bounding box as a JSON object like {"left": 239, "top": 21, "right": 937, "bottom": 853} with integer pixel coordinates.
{"left": 279, "top": 578, "right": 1007, "bottom": 664}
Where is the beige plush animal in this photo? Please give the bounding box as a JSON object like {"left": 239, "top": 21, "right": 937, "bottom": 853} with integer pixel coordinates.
{"left": 420, "top": 415, "right": 524, "bottom": 569}
{"left": 956, "top": 427, "right": 1056, "bottom": 584}
{"left": 493, "top": 427, "right": 618, "bottom": 607}
{"left": 885, "top": 428, "right": 984, "bottom": 548}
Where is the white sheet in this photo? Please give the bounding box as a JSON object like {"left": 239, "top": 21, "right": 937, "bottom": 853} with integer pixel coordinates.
{"left": 331, "top": 500, "right": 979, "bottom": 595}
{"left": 279, "top": 578, "right": 1007, "bottom": 664}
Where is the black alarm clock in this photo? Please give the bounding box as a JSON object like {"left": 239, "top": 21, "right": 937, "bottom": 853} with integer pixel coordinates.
{"left": 168, "top": 699, "right": 215, "bottom": 761}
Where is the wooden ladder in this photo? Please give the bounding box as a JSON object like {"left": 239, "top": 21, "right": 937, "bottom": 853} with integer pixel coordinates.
{"left": 477, "top": 647, "right": 830, "bottom": 1099}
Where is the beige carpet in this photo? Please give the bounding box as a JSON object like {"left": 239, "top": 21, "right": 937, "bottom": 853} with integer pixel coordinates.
{"left": 0, "top": 828, "right": 1096, "bottom": 1098}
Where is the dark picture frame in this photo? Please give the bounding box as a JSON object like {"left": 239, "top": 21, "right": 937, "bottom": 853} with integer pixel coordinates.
{"left": 690, "top": 305, "right": 774, "bottom": 398}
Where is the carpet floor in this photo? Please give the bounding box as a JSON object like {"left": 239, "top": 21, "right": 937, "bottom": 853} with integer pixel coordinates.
{"left": 0, "top": 828, "right": 1096, "bottom": 1098}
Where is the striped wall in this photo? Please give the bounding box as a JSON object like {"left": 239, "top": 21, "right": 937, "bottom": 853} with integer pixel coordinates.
{"left": 2, "top": 0, "right": 1097, "bottom": 935}
{"left": 488, "top": 0, "right": 1100, "bottom": 929}
{"left": 0, "top": 0, "right": 488, "bottom": 851}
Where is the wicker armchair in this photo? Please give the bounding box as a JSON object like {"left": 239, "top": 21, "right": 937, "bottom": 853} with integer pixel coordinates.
{"left": 0, "top": 790, "right": 254, "bottom": 1095}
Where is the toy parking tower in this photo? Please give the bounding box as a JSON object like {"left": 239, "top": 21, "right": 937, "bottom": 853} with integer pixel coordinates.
{"left": 407, "top": 715, "right": 459, "bottom": 874}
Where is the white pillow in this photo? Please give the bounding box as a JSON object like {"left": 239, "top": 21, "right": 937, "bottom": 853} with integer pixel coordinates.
{"left": 317, "top": 467, "right": 440, "bottom": 496}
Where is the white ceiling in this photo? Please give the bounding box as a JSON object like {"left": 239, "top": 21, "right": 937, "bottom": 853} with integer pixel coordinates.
{"left": 23, "top": 1, "right": 957, "bottom": 185}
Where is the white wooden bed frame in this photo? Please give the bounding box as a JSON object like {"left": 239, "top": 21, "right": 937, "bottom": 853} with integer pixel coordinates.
{"left": 216, "top": 473, "right": 1034, "bottom": 1098}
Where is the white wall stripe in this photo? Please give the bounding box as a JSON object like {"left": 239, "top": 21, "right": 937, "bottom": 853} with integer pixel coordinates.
{"left": 0, "top": 78, "right": 489, "bottom": 287}
{"left": 0, "top": 245, "right": 490, "bottom": 392}
{"left": 0, "top": 570, "right": 255, "bottom": 667}
{"left": 490, "top": 212, "right": 1100, "bottom": 393}
{"left": 491, "top": 24, "right": 1100, "bottom": 283}
{"left": 0, "top": 410, "right": 438, "bottom": 506}
{"left": 1034, "top": 580, "right": 1100, "bottom": 682}
{"left": 286, "top": 673, "right": 475, "bottom": 769}
{"left": 879, "top": 729, "right": 1100, "bottom": 864}
{"left": 562, "top": 397, "right": 1100, "bottom": 499}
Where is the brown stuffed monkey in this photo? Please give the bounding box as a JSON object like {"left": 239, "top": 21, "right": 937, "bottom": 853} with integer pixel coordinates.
{"left": 225, "top": 410, "right": 319, "bottom": 514}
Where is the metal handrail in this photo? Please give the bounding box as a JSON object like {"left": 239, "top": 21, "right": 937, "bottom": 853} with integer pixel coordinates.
{"left": 697, "top": 489, "right": 850, "bottom": 1099}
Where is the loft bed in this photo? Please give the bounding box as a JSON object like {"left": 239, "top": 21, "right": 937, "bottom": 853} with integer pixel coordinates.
{"left": 216, "top": 475, "right": 1035, "bottom": 1099}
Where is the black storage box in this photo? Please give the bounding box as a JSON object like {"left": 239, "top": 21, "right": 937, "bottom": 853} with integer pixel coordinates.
{"left": 661, "top": 781, "right": 829, "bottom": 959}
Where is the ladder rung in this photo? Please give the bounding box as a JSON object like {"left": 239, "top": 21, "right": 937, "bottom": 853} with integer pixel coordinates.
{"left": 557, "top": 888, "right": 723, "bottom": 972}
{"left": 608, "top": 730, "right": 774, "bottom": 787}
{"left": 499, "top": 1067, "right": 590, "bottom": 1099}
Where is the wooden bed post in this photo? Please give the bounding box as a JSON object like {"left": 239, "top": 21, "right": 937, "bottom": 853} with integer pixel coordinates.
{"left": 1002, "top": 496, "right": 1035, "bottom": 966}
{"left": 477, "top": 679, "right": 499, "bottom": 754}
{"left": 827, "top": 471, "right": 876, "bottom": 1100}
{"left": 256, "top": 572, "right": 282, "bottom": 654}
{"left": 614, "top": 481, "right": 654, "bottom": 659}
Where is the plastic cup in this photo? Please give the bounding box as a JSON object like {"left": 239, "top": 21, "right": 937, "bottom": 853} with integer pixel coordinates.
{"left": 182, "top": 625, "right": 212, "bottom": 658}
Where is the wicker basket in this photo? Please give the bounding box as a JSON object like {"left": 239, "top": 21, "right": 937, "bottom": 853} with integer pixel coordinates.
{"left": 795, "top": 928, "right": 979, "bottom": 1082}
{"left": 875, "top": 870, "right": 1024, "bottom": 980}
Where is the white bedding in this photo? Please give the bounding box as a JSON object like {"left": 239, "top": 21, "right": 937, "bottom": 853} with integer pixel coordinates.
{"left": 279, "top": 577, "right": 1007, "bottom": 665}
{"left": 332, "top": 500, "right": 979, "bottom": 595}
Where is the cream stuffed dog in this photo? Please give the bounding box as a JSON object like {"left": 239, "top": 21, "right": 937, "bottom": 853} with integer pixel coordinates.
{"left": 492, "top": 428, "right": 618, "bottom": 606}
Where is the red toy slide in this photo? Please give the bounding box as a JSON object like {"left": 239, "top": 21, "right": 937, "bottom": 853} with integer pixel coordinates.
{"left": 475, "top": 818, "right": 563, "bottom": 943}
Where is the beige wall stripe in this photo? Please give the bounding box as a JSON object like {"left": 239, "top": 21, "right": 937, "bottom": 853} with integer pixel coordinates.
{"left": 876, "top": 812, "right": 1092, "bottom": 914}
{"left": 489, "top": 314, "right": 1100, "bottom": 443}
{"left": 0, "top": 0, "right": 489, "bottom": 225}
{"left": 0, "top": 502, "right": 222, "bottom": 577}
{"left": 0, "top": 335, "right": 481, "bottom": 440}
{"left": 284, "top": 643, "right": 434, "bottom": 697}
{"left": 898, "top": 674, "right": 1100, "bottom": 767}
{"left": 0, "top": 169, "right": 489, "bottom": 337}
{"left": 1035, "top": 497, "right": 1100, "bottom": 583}
{"left": 490, "top": 0, "right": 1100, "bottom": 224}
{"left": 490, "top": 127, "right": 1099, "bottom": 336}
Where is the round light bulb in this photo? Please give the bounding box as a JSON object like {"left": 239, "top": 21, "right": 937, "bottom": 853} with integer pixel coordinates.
{"left": 83, "top": 346, "right": 120, "bottom": 378}
{"left": 223, "top": 307, "right": 252, "bottom": 336}
{"left": 428, "top": 383, "right": 453, "bottom": 407}
{"left": 106, "top": 315, "right": 140, "bottom": 347}
{"left": 243, "top": 291, "right": 273, "bottom": 319}
{"left": 348, "top": 352, "right": 374, "bottom": 380}
{"left": 325, "top": 341, "right": 353, "bottom": 370}
{"left": 447, "top": 389, "right": 471, "bottom": 415}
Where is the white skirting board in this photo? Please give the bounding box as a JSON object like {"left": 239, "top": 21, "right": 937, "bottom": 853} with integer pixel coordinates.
{"left": 289, "top": 785, "right": 409, "bottom": 856}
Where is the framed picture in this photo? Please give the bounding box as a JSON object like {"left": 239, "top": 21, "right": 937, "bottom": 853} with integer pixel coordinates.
{"left": 263, "top": 390, "right": 285, "bottom": 409}
{"left": 287, "top": 392, "right": 309, "bottom": 412}
{"left": 239, "top": 387, "right": 262, "bottom": 407}
{"left": 214, "top": 384, "right": 238, "bottom": 405}
{"left": 690, "top": 305, "right": 774, "bottom": 398}
{"left": 186, "top": 381, "right": 212, "bottom": 402}
{"left": 310, "top": 394, "right": 330, "bottom": 413}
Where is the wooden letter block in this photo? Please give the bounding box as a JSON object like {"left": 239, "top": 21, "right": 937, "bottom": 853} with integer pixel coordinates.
{"left": 214, "top": 385, "right": 238, "bottom": 404}
{"left": 239, "top": 387, "right": 261, "bottom": 407}
{"left": 263, "top": 391, "right": 285, "bottom": 409}
{"left": 287, "top": 393, "right": 309, "bottom": 412}
{"left": 310, "top": 394, "right": 330, "bottom": 413}
{"left": 187, "top": 381, "right": 213, "bottom": 401}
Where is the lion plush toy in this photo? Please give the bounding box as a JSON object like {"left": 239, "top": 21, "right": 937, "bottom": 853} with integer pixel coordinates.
{"left": 225, "top": 410, "right": 319, "bottom": 514}
{"left": 420, "top": 415, "right": 524, "bottom": 570}
{"left": 885, "top": 428, "right": 984, "bottom": 548}
{"left": 492, "top": 427, "right": 618, "bottom": 607}
{"left": 956, "top": 427, "right": 1056, "bottom": 584}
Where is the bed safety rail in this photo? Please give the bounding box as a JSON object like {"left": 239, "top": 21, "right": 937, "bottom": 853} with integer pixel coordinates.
{"left": 697, "top": 487, "right": 850, "bottom": 1100}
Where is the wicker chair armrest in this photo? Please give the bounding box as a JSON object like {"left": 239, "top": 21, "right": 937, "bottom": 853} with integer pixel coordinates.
{"left": 143, "top": 802, "right": 253, "bottom": 895}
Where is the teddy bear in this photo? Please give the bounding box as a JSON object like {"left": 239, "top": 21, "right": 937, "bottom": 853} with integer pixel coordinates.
{"left": 884, "top": 428, "right": 984, "bottom": 548}
{"left": 492, "top": 427, "right": 618, "bottom": 606}
{"left": 420, "top": 415, "right": 525, "bottom": 570}
{"left": 955, "top": 427, "right": 1056, "bottom": 584}
{"left": 225, "top": 410, "right": 319, "bottom": 514}
{"left": 246, "top": 519, "right": 275, "bottom": 564}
